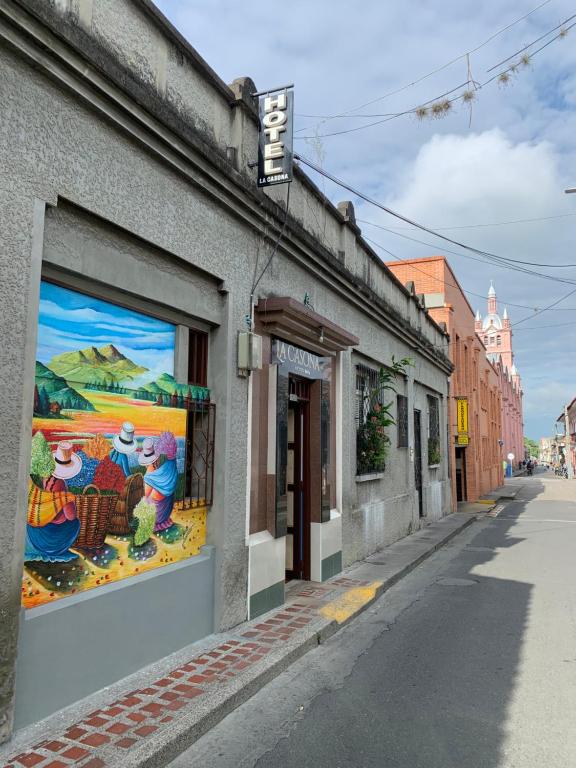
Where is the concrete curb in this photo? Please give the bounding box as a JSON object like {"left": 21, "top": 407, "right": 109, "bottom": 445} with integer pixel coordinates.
{"left": 121, "top": 513, "right": 477, "bottom": 767}
{"left": 125, "top": 634, "right": 322, "bottom": 768}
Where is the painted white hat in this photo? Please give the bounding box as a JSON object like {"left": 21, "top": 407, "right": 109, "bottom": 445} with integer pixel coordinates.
{"left": 112, "top": 422, "right": 137, "bottom": 454}
{"left": 52, "top": 440, "right": 82, "bottom": 480}
{"left": 138, "top": 437, "right": 159, "bottom": 466}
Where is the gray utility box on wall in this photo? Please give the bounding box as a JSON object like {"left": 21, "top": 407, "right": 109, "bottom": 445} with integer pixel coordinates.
{"left": 238, "top": 332, "right": 262, "bottom": 372}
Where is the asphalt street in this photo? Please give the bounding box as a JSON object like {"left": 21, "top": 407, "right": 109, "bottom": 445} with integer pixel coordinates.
{"left": 169, "top": 470, "right": 576, "bottom": 768}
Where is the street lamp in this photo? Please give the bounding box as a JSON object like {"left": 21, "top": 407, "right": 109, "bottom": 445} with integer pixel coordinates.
{"left": 566, "top": 188, "right": 576, "bottom": 194}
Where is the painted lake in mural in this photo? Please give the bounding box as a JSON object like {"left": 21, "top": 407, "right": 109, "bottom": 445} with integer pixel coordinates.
{"left": 23, "top": 282, "right": 209, "bottom": 609}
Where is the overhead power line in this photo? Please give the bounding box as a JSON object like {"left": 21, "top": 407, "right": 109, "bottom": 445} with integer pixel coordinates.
{"left": 296, "top": 0, "right": 553, "bottom": 133}
{"left": 294, "top": 152, "right": 576, "bottom": 285}
{"left": 513, "top": 320, "right": 576, "bottom": 330}
{"left": 512, "top": 285, "right": 576, "bottom": 326}
{"left": 358, "top": 218, "right": 576, "bottom": 269}
{"left": 359, "top": 211, "right": 576, "bottom": 231}
{"left": 295, "top": 10, "right": 574, "bottom": 140}
{"left": 486, "top": 12, "right": 576, "bottom": 71}
{"left": 364, "top": 235, "right": 576, "bottom": 359}
{"left": 364, "top": 234, "right": 546, "bottom": 311}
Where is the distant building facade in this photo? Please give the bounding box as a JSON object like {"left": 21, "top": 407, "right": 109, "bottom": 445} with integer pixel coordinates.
{"left": 475, "top": 283, "right": 524, "bottom": 470}
{"left": 557, "top": 398, "right": 576, "bottom": 470}
{"left": 385, "top": 257, "right": 504, "bottom": 508}
{"left": 539, "top": 436, "right": 555, "bottom": 464}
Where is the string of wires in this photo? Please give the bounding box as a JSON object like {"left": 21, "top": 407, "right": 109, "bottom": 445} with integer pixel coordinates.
{"left": 511, "top": 285, "right": 576, "bottom": 326}
{"left": 295, "top": 11, "right": 575, "bottom": 139}
{"left": 378, "top": 211, "right": 576, "bottom": 231}
{"left": 362, "top": 234, "right": 551, "bottom": 312}
{"left": 357, "top": 219, "right": 576, "bottom": 272}
{"left": 362, "top": 234, "right": 576, "bottom": 337}
{"left": 295, "top": 0, "right": 553, "bottom": 127}
{"left": 294, "top": 152, "right": 576, "bottom": 284}
{"left": 296, "top": 186, "right": 575, "bottom": 354}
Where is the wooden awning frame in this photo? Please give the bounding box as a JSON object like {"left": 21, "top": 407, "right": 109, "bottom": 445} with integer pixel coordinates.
{"left": 255, "top": 297, "right": 359, "bottom": 356}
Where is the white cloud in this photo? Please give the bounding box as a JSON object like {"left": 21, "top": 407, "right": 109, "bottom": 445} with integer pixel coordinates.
{"left": 386, "top": 129, "right": 565, "bottom": 224}
{"left": 39, "top": 299, "right": 171, "bottom": 331}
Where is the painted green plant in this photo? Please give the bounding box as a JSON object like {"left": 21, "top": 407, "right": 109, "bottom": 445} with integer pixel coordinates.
{"left": 133, "top": 499, "right": 156, "bottom": 546}
{"left": 30, "top": 431, "right": 55, "bottom": 482}
{"left": 357, "top": 357, "right": 412, "bottom": 475}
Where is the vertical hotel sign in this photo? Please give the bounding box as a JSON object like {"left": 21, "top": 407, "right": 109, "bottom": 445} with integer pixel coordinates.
{"left": 257, "top": 89, "right": 294, "bottom": 187}
{"left": 456, "top": 397, "right": 469, "bottom": 446}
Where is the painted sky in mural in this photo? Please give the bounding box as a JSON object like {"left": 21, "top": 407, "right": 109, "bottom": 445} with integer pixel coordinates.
{"left": 38, "top": 282, "right": 176, "bottom": 387}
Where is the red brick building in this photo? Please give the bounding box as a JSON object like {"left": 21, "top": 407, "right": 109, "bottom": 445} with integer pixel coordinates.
{"left": 386, "top": 257, "right": 504, "bottom": 507}
{"left": 475, "top": 282, "right": 524, "bottom": 471}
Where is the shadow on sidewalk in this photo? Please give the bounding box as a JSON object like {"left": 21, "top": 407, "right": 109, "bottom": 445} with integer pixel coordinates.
{"left": 254, "top": 484, "right": 544, "bottom": 768}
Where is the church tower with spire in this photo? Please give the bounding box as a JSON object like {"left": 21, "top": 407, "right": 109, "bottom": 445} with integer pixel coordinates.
{"left": 475, "top": 280, "right": 515, "bottom": 372}
{"left": 475, "top": 280, "right": 523, "bottom": 473}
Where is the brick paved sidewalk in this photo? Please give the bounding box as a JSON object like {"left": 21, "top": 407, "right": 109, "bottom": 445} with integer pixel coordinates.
{"left": 0, "top": 512, "right": 477, "bottom": 768}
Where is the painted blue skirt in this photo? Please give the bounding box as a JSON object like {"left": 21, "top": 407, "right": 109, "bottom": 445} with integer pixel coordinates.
{"left": 24, "top": 518, "right": 81, "bottom": 562}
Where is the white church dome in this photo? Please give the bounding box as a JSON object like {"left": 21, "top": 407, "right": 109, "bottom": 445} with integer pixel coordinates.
{"left": 482, "top": 313, "right": 503, "bottom": 331}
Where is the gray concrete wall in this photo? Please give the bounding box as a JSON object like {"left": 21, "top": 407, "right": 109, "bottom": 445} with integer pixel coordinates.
{"left": 0, "top": 0, "right": 451, "bottom": 740}
{"left": 14, "top": 546, "right": 215, "bottom": 728}
{"left": 251, "top": 244, "right": 451, "bottom": 567}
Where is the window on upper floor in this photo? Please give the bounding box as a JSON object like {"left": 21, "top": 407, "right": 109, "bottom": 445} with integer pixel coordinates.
{"left": 497, "top": 335, "right": 501, "bottom": 347}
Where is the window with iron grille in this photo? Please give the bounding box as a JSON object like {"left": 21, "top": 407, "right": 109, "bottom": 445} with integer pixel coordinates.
{"left": 183, "top": 401, "right": 215, "bottom": 508}
{"left": 355, "top": 364, "right": 387, "bottom": 475}
{"left": 355, "top": 364, "right": 381, "bottom": 427}
{"left": 397, "top": 394, "right": 408, "bottom": 448}
{"left": 182, "top": 331, "right": 213, "bottom": 507}
{"left": 427, "top": 395, "right": 441, "bottom": 466}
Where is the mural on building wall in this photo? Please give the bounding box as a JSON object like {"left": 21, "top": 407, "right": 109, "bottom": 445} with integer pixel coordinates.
{"left": 23, "top": 281, "right": 209, "bottom": 609}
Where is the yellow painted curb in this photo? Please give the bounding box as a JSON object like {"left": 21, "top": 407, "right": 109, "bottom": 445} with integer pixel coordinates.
{"left": 319, "top": 581, "right": 383, "bottom": 625}
{"left": 477, "top": 499, "right": 496, "bottom": 505}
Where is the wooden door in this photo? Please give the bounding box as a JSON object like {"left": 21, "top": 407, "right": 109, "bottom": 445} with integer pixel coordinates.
{"left": 414, "top": 409, "right": 424, "bottom": 517}
{"left": 285, "top": 379, "right": 311, "bottom": 580}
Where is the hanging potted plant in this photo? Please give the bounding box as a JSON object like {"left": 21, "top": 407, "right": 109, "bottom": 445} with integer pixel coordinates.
{"left": 356, "top": 357, "right": 412, "bottom": 476}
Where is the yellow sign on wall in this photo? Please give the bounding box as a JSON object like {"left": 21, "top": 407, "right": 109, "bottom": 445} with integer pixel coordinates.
{"left": 456, "top": 434, "right": 469, "bottom": 446}
{"left": 456, "top": 398, "right": 468, "bottom": 435}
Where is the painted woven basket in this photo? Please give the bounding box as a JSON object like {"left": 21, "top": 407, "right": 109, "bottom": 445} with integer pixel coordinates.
{"left": 107, "top": 472, "right": 144, "bottom": 536}
{"left": 75, "top": 484, "right": 118, "bottom": 549}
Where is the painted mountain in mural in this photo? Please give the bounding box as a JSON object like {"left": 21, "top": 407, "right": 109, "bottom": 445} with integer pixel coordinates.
{"left": 136, "top": 373, "right": 209, "bottom": 403}
{"left": 143, "top": 373, "right": 187, "bottom": 396}
{"left": 47, "top": 345, "right": 148, "bottom": 386}
{"left": 34, "top": 361, "right": 95, "bottom": 413}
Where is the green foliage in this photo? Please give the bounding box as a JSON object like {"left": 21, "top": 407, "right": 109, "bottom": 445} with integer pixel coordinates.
{"left": 30, "top": 431, "right": 55, "bottom": 478}
{"left": 428, "top": 438, "right": 442, "bottom": 466}
{"left": 357, "top": 357, "right": 413, "bottom": 475}
{"left": 133, "top": 499, "right": 156, "bottom": 546}
{"left": 524, "top": 437, "right": 539, "bottom": 458}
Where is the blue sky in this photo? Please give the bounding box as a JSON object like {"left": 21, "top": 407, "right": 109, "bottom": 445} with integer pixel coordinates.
{"left": 37, "top": 282, "right": 175, "bottom": 382}
{"left": 155, "top": 0, "right": 576, "bottom": 439}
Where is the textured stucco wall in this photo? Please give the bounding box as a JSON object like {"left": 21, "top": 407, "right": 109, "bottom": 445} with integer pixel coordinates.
{"left": 0, "top": 35, "right": 255, "bottom": 737}
{"left": 252, "top": 255, "right": 451, "bottom": 567}
{"left": 0, "top": 191, "right": 44, "bottom": 742}
{"left": 0, "top": 0, "right": 451, "bottom": 740}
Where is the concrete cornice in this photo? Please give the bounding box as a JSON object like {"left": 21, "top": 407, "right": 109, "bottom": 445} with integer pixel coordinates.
{"left": 1, "top": 0, "right": 451, "bottom": 374}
